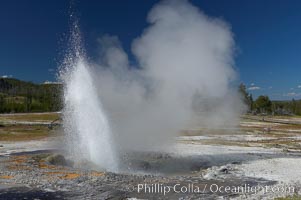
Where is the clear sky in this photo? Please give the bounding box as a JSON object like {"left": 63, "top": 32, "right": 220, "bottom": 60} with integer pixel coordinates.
{"left": 1, "top": 0, "right": 301, "bottom": 100}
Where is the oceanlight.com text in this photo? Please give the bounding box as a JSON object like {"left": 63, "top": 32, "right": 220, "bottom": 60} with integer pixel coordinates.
{"left": 136, "top": 183, "right": 295, "bottom": 196}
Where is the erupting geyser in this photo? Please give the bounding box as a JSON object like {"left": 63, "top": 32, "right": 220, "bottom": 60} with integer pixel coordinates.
{"left": 60, "top": 0, "right": 244, "bottom": 173}
{"left": 60, "top": 23, "right": 119, "bottom": 172}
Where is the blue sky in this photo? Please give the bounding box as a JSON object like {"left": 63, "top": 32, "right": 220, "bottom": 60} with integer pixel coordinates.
{"left": 0, "top": 0, "right": 301, "bottom": 100}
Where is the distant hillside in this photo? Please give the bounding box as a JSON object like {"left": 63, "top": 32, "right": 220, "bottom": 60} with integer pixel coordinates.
{"left": 271, "top": 99, "right": 301, "bottom": 115}
{"left": 0, "top": 78, "right": 62, "bottom": 113}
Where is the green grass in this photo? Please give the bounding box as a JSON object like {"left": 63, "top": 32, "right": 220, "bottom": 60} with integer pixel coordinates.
{"left": 0, "top": 112, "right": 60, "bottom": 122}
{"left": 0, "top": 113, "right": 61, "bottom": 141}
{"left": 0, "top": 124, "right": 57, "bottom": 141}
{"left": 275, "top": 195, "right": 301, "bottom": 200}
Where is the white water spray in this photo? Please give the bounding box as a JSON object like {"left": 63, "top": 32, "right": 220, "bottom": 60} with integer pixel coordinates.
{"left": 60, "top": 23, "right": 118, "bottom": 172}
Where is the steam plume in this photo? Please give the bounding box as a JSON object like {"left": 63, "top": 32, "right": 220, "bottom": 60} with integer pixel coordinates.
{"left": 92, "top": 0, "right": 244, "bottom": 153}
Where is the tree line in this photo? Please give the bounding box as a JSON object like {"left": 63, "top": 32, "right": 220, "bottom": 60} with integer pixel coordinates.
{"left": 1, "top": 78, "right": 300, "bottom": 115}
{"left": 0, "top": 78, "right": 62, "bottom": 113}
{"left": 239, "top": 83, "right": 301, "bottom": 115}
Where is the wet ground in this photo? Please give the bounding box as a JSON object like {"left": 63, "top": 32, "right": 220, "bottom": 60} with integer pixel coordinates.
{"left": 0, "top": 113, "right": 301, "bottom": 199}
{"left": 0, "top": 148, "right": 278, "bottom": 200}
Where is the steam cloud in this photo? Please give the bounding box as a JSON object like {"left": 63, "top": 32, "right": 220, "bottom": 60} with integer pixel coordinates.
{"left": 89, "top": 0, "right": 243, "bottom": 153}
